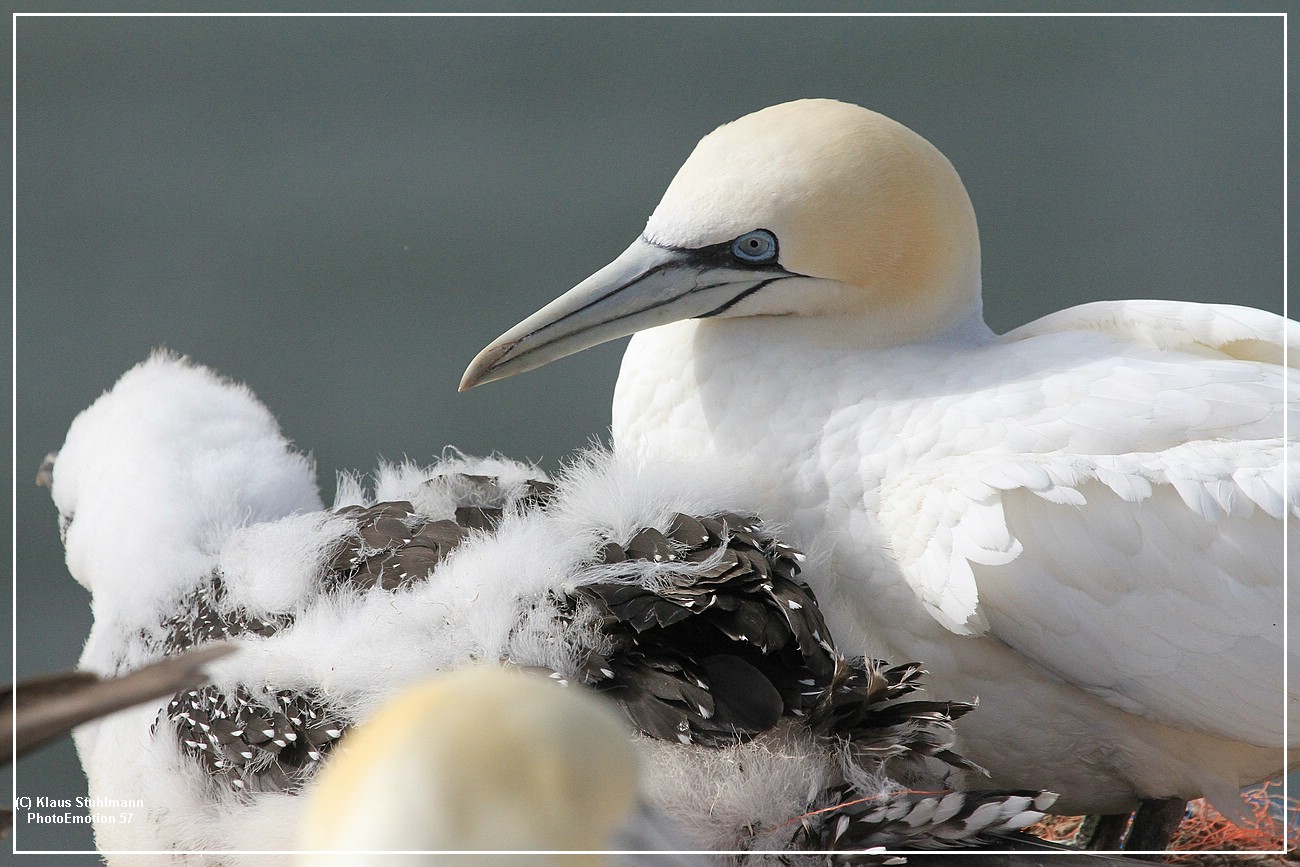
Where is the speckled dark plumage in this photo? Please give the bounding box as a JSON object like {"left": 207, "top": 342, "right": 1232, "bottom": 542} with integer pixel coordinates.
{"left": 546, "top": 511, "right": 1055, "bottom": 853}
{"left": 151, "top": 477, "right": 1030, "bottom": 843}
{"left": 566, "top": 512, "right": 837, "bottom": 746}
{"left": 809, "top": 657, "right": 982, "bottom": 773}
{"left": 163, "top": 685, "right": 343, "bottom": 793}
{"left": 789, "top": 784, "right": 1056, "bottom": 852}
{"left": 157, "top": 473, "right": 554, "bottom": 794}
{"left": 559, "top": 511, "right": 988, "bottom": 787}
{"left": 327, "top": 500, "right": 468, "bottom": 592}
{"left": 326, "top": 475, "right": 555, "bottom": 592}
{"left": 160, "top": 577, "right": 290, "bottom": 656}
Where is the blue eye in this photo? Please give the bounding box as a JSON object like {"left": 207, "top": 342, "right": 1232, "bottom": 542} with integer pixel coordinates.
{"left": 730, "top": 229, "right": 778, "bottom": 264}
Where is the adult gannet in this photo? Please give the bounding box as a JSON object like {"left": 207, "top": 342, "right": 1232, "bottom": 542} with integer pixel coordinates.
{"left": 48, "top": 353, "right": 1055, "bottom": 862}
{"left": 462, "top": 98, "right": 1297, "bottom": 820}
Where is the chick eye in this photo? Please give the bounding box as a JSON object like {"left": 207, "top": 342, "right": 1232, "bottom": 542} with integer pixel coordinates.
{"left": 730, "top": 229, "right": 778, "bottom": 264}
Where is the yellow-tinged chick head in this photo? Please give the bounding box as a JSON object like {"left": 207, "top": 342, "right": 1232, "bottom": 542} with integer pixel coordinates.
{"left": 462, "top": 99, "right": 983, "bottom": 390}
{"left": 298, "top": 666, "right": 638, "bottom": 865}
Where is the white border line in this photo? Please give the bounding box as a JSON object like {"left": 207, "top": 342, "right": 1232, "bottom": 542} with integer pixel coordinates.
{"left": 8, "top": 8, "right": 1290, "bottom": 859}
{"left": 8, "top": 10, "right": 1287, "bottom": 16}
{"left": 10, "top": 8, "right": 19, "bottom": 861}
{"left": 1281, "top": 9, "right": 1291, "bottom": 855}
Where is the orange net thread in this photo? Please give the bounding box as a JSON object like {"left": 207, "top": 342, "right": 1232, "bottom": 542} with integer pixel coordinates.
{"left": 1026, "top": 812, "right": 1085, "bottom": 844}
{"left": 1164, "top": 786, "right": 1296, "bottom": 860}
{"left": 1025, "top": 782, "right": 1298, "bottom": 858}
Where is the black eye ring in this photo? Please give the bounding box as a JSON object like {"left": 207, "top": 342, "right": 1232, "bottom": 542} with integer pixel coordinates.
{"left": 730, "top": 229, "right": 778, "bottom": 264}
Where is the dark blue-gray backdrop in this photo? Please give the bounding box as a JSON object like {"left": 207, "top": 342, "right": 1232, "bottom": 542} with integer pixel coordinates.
{"left": 11, "top": 11, "right": 1286, "bottom": 859}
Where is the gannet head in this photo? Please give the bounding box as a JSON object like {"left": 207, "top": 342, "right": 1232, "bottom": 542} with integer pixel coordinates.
{"left": 461, "top": 98, "right": 981, "bottom": 390}
{"left": 298, "top": 666, "right": 640, "bottom": 860}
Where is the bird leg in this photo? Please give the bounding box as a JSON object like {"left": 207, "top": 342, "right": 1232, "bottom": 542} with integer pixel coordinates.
{"left": 1123, "top": 798, "right": 1187, "bottom": 858}
{"left": 1074, "top": 798, "right": 1187, "bottom": 856}
{"left": 1075, "top": 813, "right": 1131, "bottom": 850}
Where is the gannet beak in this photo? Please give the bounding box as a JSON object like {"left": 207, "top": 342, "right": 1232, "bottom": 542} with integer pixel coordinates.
{"left": 460, "top": 236, "right": 793, "bottom": 391}
{"left": 36, "top": 451, "right": 57, "bottom": 488}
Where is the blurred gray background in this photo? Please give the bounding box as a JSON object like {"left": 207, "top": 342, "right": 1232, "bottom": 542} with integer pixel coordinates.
{"left": 11, "top": 11, "right": 1285, "bottom": 859}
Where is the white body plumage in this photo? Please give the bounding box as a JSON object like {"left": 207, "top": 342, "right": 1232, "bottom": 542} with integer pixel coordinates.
{"left": 615, "top": 299, "right": 1295, "bottom": 814}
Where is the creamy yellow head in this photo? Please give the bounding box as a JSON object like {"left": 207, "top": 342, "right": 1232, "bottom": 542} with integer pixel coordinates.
{"left": 461, "top": 99, "right": 983, "bottom": 390}
{"left": 645, "top": 98, "right": 981, "bottom": 327}
{"left": 298, "top": 667, "right": 637, "bottom": 865}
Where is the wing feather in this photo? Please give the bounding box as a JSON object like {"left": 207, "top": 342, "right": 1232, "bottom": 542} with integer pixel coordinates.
{"left": 877, "top": 301, "right": 1295, "bottom": 746}
{"left": 1004, "top": 299, "right": 1298, "bottom": 368}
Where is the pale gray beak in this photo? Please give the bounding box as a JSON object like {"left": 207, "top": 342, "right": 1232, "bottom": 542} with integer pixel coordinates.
{"left": 459, "top": 236, "right": 793, "bottom": 391}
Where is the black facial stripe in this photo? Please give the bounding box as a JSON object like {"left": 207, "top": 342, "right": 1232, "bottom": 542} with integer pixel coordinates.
{"left": 565, "top": 274, "right": 733, "bottom": 335}
{"left": 644, "top": 232, "right": 781, "bottom": 271}
{"left": 529, "top": 255, "right": 683, "bottom": 337}
{"left": 508, "top": 239, "right": 800, "bottom": 364}
{"left": 697, "top": 277, "right": 786, "bottom": 318}
{"left": 522, "top": 239, "right": 795, "bottom": 345}
{"left": 522, "top": 274, "right": 738, "bottom": 360}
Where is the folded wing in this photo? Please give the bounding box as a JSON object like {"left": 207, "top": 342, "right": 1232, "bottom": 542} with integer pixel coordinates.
{"left": 879, "top": 300, "right": 1296, "bottom": 747}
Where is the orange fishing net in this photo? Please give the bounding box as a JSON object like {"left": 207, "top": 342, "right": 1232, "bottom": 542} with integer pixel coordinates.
{"left": 1025, "top": 782, "right": 1296, "bottom": 862}
{"left": 1164, "top": 784, "right": 1295, "bottom": 862}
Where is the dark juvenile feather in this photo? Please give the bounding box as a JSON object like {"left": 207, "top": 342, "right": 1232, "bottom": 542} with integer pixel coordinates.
{"left": 328, "top": 500, "right": 462, "bottom": 592}
{"left": 0, "top": 645, "right": 234, "bottom": 841}
{"left": 788, "top": 784, "right": 1057, "bottom": 852}
{"left": 563, "top": 512, "right": 838, "bottom": 746}
{"left": 697, "top": 654, "right": 783, "bottom": 734}
{"left": 554, "top": 509, "right": 996, "bottom": 811}
{"left": 159, "top": 472, "right": 554, "bottom": 793}
{"left": 161, "top": 685, "right": 343, "bottom": 794}
{"left": 808, "top": 657, "right": 983, "bottom": 772}
{"left": 326, "top": 474, "right": 554, "bottom": 592}
{"left": 161, "top": 577, "right": 291, "bottom": 656}
{"left": 143, "top": 474, "right": 1041, "bottom": 845}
